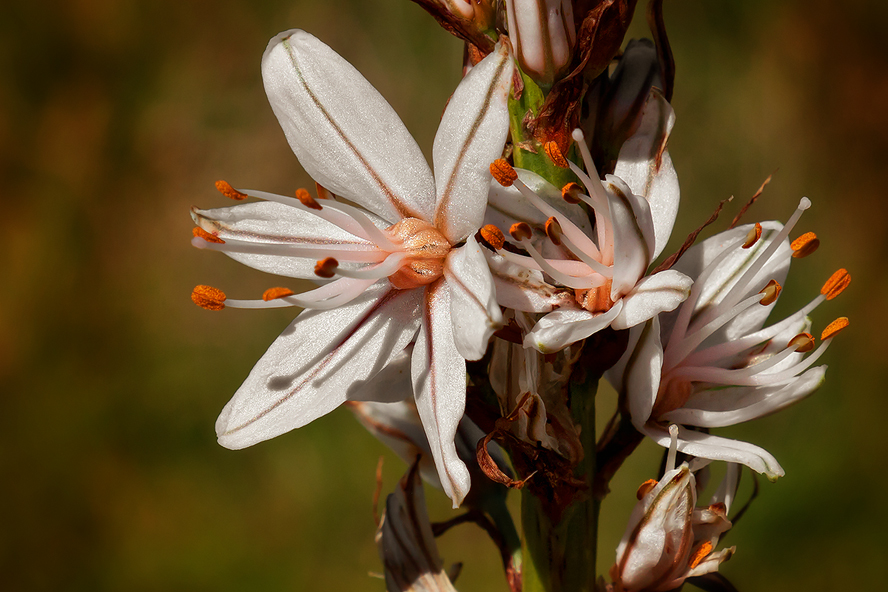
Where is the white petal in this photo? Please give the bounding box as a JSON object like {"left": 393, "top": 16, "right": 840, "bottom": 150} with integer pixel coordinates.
{"left": 525, "top": 301, "right": 623, "bottom": 353}
{"left": 612, "top": 270, "right": 693, "bottom": 330}
{"left": 412, "top": 280, "right": 471, "bottom": 507}
{"left": 443, "top": 237, "right": 503, "bottom": 361}
{"left": 605, "top": 176, "right": 654, "bottom": 299}
{"left": 642, "top": 423, "right": 785, "bottom": 479}
{"left": 192, "top": 202, "right": 378, "bottom": 278}
{"left": 663, "top": 366, "right": 826, "bottom": 427}
{"left": 216, "top": 283, "right": 422, "bottom": 449}
{"left": 262, "top": 30, "right": 435, "bottom": 223}
{"left": 613, "top": 91, "right": 680, "bottom": 259}
{"left": 623, "top": 317, "right": 664, "bottom": 426}
{"left": 433, "top": 41, "right": 513, "bottom": 243}
{"left": 484, "top": 250, "right": 572, "bottom": 313}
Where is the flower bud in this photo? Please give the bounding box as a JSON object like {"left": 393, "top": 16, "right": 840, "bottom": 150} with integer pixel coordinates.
{"left": 505, "top": 0, "right": 576, "bottom": 85}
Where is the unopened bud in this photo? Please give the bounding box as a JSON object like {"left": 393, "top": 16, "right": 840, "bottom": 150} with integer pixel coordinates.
{"left": 505, "top": 0, "right": 576, "bottom": 86}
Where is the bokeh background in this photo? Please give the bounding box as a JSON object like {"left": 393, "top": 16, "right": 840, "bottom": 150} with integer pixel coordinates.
{"left": 2, "top": 0, "right": 885, "bottom": 590}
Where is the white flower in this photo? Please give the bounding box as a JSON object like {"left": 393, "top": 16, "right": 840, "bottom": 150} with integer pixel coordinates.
{"left": 607, "top": 200, "right": 850, "bottom": 478}
{"left": 191, "top": 29, "right": 513, "bottom": 506}
{"left": 485, "top": 91, "right": 691, "bottom": 352}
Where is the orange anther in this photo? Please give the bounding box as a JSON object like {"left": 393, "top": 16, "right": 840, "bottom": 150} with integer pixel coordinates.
{"left": 191, "top": 285, "right": 226, "bottom": 311}
{"left": 215, "top": 180, "right": 248, "bottom": 201}
{"left": 509, "top": 222, "right": 533, "bottom": 242}
{"left": 545, "top": 217, "right": 563, "bottom": 245}
{"left": 192, "top": 227, "right": 224, "bottom": 244}
{"left": 636, "top": 479, "right": 658, "bottom": 500}
{"left": 791, "top": 231, "right": 820, "bottom": 258}
{"left": 821, "top": 317, "right": 849, "bottom": 340}
{"left": 688, "top": 541, "right": 714, "bottom": 569}
{"left": 314, "top": 257, "right": 339, "bottom": 278}
{"left": 561, "top": 182, "right": 583, "bottom": 204}
{"left": 544, "top": 141, "right": 569, "bottom": 168}
{"left": 296, "top": 188, "right": 322, "bottom": 210}
{"left": 479, "top": 224, "right": 505, "bottom": 250}
{"left": 742, "top": 223, "right": 762, "bottom": 249}
{"left": 821, "top": 268, "right": 850, "bottom": 300}
{"left": 787, "top": 332, "right": 815, "bottom": 353}
{"left": 759, "top": 279, "right": 782, "bottom": 305}
{"left": 490, "top": 159, "right": 518, "bottom": 187}
{"left": 709, "top": 502, "right": 727, "bottom": 515}
{"left": 262, "top": 287, "right": 295, "bottom": 301}
{"left": 315, "top": 182, "right": 334, "bottom": 200}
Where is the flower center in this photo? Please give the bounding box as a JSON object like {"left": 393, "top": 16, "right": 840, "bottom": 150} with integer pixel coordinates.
{"left": 384, "top": 218, "right": 451, "bottom": 290}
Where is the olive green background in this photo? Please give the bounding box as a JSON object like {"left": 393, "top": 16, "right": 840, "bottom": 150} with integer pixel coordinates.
{"left": 2, "top": 1, "right": 885, "bottom": 590}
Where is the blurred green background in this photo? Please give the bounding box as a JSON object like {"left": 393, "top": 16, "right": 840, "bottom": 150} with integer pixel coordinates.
{"left": 2, "top": 0, "right": 885, "bottom": 590}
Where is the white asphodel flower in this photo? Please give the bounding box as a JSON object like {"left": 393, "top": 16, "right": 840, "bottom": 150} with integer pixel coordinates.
{"left": 190, "top": 30, "right": 513, "bottom": 506}
{"left": 485, "top": 92, "right": 692, "bottom": 352}
{"left": 607, "top": 202, "right": 851, "bottom": 478}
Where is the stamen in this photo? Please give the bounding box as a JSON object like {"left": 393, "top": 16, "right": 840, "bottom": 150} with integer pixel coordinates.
{"left": 490, "top": 159, "right": 517, "bottom": 187}
{"left": 544, "top": 141, "right": 569, "bottom": 168}
{"left": 666, "top": 424, "right": 679, "bottom": 473}
{"left": 315, "top": 183, "right": 334, "bottom": 200}
{"left": 225, "top": 277, "right": 376, "bottom": 311}
{"left": 315, "top": 257, "right": 339, "bottom": 278}
{"left": 192, "top": 227, "right": 224, "bottom": 244}
{"left": 787, "top": 332, "right": 815, "bottom": 353}
{"left": 295, "top": 188, "right": 322, "bottom": 210}
{"left": 791, "top": 232, "right": 819, "bottom": 258}
{"left": 192, "top": 285, "right": 226, "bottom": 310}
{"left": 509, "top": 222, "right": 533, "bottom": 242}
{"left": 561, "top": 182, "right": 583, "bottom": 204}
{"left": 570, "top": 129, "right": 611, "bottom": 211}
{"left": 821, "top": 317, "right": 849, "bottom": 340}
{"left": 743, "top": 223, "right": 762, "bottom": 248}
{"left": 688, "top": 542, "right": 714, "bottom": 569}
{"left": 331, "top": 253, "right": 407, "bottom": 280}
{"left": 545, "top": 217, "right": 563, "bottom": 245}
{"left": 480, "top": 224, "right": 505, "bottom": 250}
{"left": 511, "top": 178, "right": 601, "bottom": 258}
{"left": 636, "top": 479, "right": 658, "bottom": 500}
{"left": 215, "top": 180, "right": 248, "bottom": 201}
{"left": 759, "top": 279, "right": 782, "bottom": 306}
{"left": 821, "top": 268, "right": 851, "bottom": 300}
{"left": 263, "top": 287, "right": 294, "bottom": 301}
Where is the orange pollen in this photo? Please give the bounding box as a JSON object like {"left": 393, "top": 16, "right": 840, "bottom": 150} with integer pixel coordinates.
{"left": 295, "top": 188, "right": 322, "bottom": 210}
{"left": 544, "top": 141, "right": 569, "bottom": 168}
{"left": 480, "top": 224, "right": 505, "bottom": 250}
{"left": 191, "top": 285, "right": 226, "bottom": 311}
{"left": 759, "top": 279, "right": 782, "bottom": 306}
{"left": 215, "top": 180, "right": 248, "bottom": 201}
{"left": 787, "top": 332, "right": 815, "bottom": 353}
{"left": 709, "top": 502, "right": 727, "bottom": 515}
{"left": 314, "top": 257, "right": 339, "bottom": 278}
{"left": 688, "top": 541, "right": 714, "bottom": 569}
{"left": 545, "top": 217, "right": 563, "bottom": 245}
{"left": 561, "top": 182, "right": 583, "bottom": 204}
{"left": 490, "top": 159, "right": 518, "bottom": 187}
{"left": 821, "top": 317, "right": 849, "bottom": 340}
{"left": 791, "top": 231, "right": 820, "bottom": 258}
{"left": 743, "top": 223, "right": 762, "bottom": 248}
{"left": 510, "top": 222, "right": 533, "bottom": 242}
{"left": 636, "top": 479, "right": 658, "bottom": 500}
{"left": 192, "top": 227, "right": 224, "bottom": 244}
{"left": 262, "top": 287, "right": 295, "bottom": 301}
{"left": 821, "top": 268, "right": 850, "bottom": 300}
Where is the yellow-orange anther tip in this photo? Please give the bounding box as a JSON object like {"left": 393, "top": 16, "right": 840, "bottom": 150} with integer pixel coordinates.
{"left": 509, "top": 222, "right": 533, "bottom": 242}
{"left": 192, "top": 285, "right": 226, "bottom": 311}
{"left": 314, "top": 257, "right": 339, "bottom": 279}
{"left": 295, "top": 188, "right": 323, "bottom": 210}
{"left": 709, "top": 502, "right": 727, "bottom": 515}
{"left": 544, "top": 141, "right": 569, "bottom": 168}
{"left": 821, "top": 268, "right": 850, "bottom": 300}
{"left": 787, "top": 332, "right": 815, "bottom": 353}
{"left": 759, "top": 279, "right": 782, "bottom": 306}
{"left": 215, "top": 180, "right": 248, "bottom": 201}
{"left": 262, "top": 287, "right": 295, "bottom": 301}
{"left": 480, "top": 225, "right": 505, "bottom": 250}
{"left": 490, "top": 159, "right": 517, "bottom": 187}
{"left": 561, "top": 182, "right": 582, "bottom": 204}
{"left": 821, "top": 317, "right": 849, "bottom": 340}
{"left": 636, "top": 479, "right": 658, "bottom": 500}
{"left": 192, "top": 226, "right": 225, "bottom": 244}
{"left": 545, "top": 217, "right": 563, "bottom": 245}
{"left": 743, "top": 223, "right": 763, "bottom": 249}
{"left": 791, "top": 232, "right": 820, "bottom": 258}
{"left": 688, "top": 541, "right": 714, "bottom": 569}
